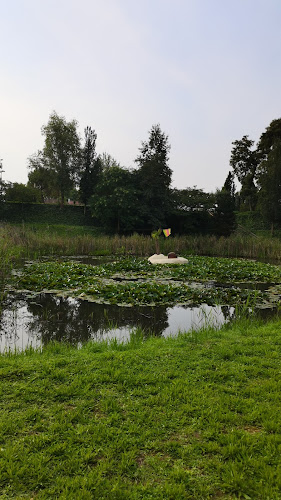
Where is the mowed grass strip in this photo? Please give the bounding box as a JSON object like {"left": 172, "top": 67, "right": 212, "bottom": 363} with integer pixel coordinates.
{"left": 1, "top": 320, "right": 281, "bottom": 499}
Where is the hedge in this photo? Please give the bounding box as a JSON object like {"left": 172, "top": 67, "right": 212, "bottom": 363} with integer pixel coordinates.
{"left": 0, "top": 202, "right": 94, "bottom": 226}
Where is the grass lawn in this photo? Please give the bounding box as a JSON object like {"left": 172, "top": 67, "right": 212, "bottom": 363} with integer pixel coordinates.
{"left": 1, "top": 319, "right": 281, "bottom": 499}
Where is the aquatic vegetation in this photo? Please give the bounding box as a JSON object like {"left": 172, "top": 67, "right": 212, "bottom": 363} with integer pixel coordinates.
{"left": 9, "top": 255, "right": 281, "bottom": 308}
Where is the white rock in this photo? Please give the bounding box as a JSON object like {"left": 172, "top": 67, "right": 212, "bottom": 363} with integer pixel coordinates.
{"left": 148, "top": 254, "right": 188, "bottom": 264}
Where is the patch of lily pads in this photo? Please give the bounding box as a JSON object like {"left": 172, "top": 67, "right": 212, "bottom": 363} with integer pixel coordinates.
{"left": 9, "top": 255, "right": 281, "bottom": 308}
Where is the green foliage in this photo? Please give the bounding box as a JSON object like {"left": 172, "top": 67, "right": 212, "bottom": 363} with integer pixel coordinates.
{"left": 223, "top": 171, "right": 235, "bottom": 196}
{"left": 172, "top": 187, "right": 215, "bottom": 212}
{"left": 257, "top": 140, "right": 281, "bottom": 231}
{"left": 135, "top": 124, "right": 172, "bottom": 229}
{"left": 5, "top": 183, "right": 42, "bottom": 203}
{"left": 236, "top": 211, "right": 268, "bottom": 231}
{"left": 151, "top": 228, "right": 162, "bottom": 239}
{"left": 212, "top": 175, "right": 236, "bottom": 236}
{"left": 90, "top": 166, "right": 142, "bottom": 233}
{"left": 99, "top": 152, "right": 121, "bottom": 170}
{"left": 231, "top": 119, "right": 281, "bottom": 220}
{"left": 239, "top": 172, "right": 258, "bottom": 212}
{"left": 230, "top": 135, "right": 258, "bottom": 211}
{"left": 27, "top": 151, "right": 58, "bottom": 201}
{"left": 230, "top": 135, "right": 258, "bottom": 183}
{"left": 40, "top": 111, "right": 81, "bottom": 204}
{"left": 257, "top": 117, "right": 281, "bottom": 158}
{"left": 170, "top": 187, "right": 216, "bottom": 234}
{"left": 79, "top": 127, "right": 102, "bottom": 206}
{"left": 1, "top": 319, "right": 281, "bottom": 498}
{"left": 11, "top": 256, "right": 281, "bottom": 308}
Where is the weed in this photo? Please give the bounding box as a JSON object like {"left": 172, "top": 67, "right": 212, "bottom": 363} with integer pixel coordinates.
{"left": 9, "top": 256, "right": 281, "bottom": 309}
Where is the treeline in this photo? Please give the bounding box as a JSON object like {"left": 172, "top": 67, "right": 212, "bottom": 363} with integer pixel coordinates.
{"left": 1, "top": 112, "right": 281, "bottom": 235}
{"left": 229, "top": 119, "right": 281, "bottom": 233}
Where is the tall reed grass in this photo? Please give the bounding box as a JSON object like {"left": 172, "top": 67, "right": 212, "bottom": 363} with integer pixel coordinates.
{"left": 1, "top": 223, "right": 281, "bottom": 262}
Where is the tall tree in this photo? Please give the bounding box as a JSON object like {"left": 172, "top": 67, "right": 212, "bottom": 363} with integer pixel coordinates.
{"left": 41, "top": 112, "right": 81, "bottom": 205}
{"left": 257, "top": 118, "right": 281, "bottom": 159}
{"left": 212, "top": 172, "right": 236, "bottom": 236}
{"left": 79, "top": 127, "right": 102, "bottom": 206}
{"left": 230, "top": 135, "right": 258, "bottom": 211}
{"left": 28, "top": 151, "right": 58, "bottom": 201}
{"left": 90, "top": 166, "right": 141, "bottom": 233}
{"left": 257, "top": 140, "right": 281, "bottom": 234}
{"left": 135, "top": 124, "right": 172, "bottom": 229}
{"left": 255, "top": 118, "right": 281, "bottom": 231}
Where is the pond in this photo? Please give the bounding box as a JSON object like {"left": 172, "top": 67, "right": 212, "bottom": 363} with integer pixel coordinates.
{"left": 1, "top": 254, "right": 281, "bottom": 352}
{"left": 0, "top": 293, "right": 233, "bottom": 351}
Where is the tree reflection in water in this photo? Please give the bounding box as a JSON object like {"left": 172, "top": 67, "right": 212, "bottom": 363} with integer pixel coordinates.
{"left": 5, "top": 293, "right": 169, "bottom": 346}
{"left": 0, "top": 293, "right": 246, "bottom": 352}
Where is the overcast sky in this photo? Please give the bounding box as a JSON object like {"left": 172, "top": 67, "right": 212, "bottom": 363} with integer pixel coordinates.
{"left": 1, "top": 0, "right": 281, "bottom": 192}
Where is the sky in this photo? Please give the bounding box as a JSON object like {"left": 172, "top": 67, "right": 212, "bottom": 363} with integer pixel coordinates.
{"left": 1, "top": 0, "right": 281, "bottom": 192}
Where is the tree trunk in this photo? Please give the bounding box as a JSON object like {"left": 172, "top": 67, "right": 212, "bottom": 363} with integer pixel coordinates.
{"left": 60, "top": 188, "right": 64, "bottom": 207}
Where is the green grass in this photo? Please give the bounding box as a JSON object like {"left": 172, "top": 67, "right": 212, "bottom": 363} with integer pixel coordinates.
{"left": 24, "top": 223, "right": 102, "bottom": 236}
{"left": 1, "top": 319, "right": 281, "bottom": 499}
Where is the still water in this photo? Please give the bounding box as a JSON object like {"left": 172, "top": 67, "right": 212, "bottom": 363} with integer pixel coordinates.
{"left": 0, "top": 292, "right": 233, "bottom": 352}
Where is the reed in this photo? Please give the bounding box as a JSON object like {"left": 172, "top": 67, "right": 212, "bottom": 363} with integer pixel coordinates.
{"left": 1, "top": 224, "right": 281, "bottom": 264}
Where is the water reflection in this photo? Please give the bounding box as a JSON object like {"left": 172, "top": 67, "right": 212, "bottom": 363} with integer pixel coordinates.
{"left": 25, "top": 294, "right": 170, "bottom": 342}
{"left": 0, "top": 293, "right": 233, "bottom": 352}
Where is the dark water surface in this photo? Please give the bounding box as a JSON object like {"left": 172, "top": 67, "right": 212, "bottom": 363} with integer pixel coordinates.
{"left": 0, "top": 292, "right": 233, "bottom": 352}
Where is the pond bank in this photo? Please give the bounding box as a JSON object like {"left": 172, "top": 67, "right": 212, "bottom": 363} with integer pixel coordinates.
{"left": 1, "top": 317, "right": 281, "bottom": 498}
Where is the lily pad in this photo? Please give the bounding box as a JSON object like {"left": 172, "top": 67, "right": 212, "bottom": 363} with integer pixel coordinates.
{"left": 8, "top": 255, "right": 281, "bottom": 309}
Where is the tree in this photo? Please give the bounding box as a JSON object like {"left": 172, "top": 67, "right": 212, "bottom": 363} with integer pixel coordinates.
{"left": 169, "top": 187, "right": 215, "bottom": 235}
{"left": 255, "top": 118, "right": 281, "bottom": 231}
{"left": 257, "top": 118, "right": 281, "bottom": 159}
{"left": 239, "top": 173, "right": 258, "bottom": 212}
{"left": 223, "top": 171, "right": 236, "bottom": 199}
{"left": 135, "top": 124, "right": 172, "bottom": 229}
{"left": 257, "top": 140, "right": 281, "bottom": 233}
{"left": 28, "top": 151, "right": 58, "bottom": 201}
{"left": 99, "top": 152, "right": 120, "bottom": 170}
{"left": 41, "top": 112, "right": 81, "bottom": 205}
{"left": 89, "top": 166, "right": 141, "bottom": 233}
{"left": 212, "top": 172, "right": 236, "bottom": 236}
{"left": 172, "top": 187, "right": 215, "bottom": 213}
{"left": 5, "top": 183, "right": 42, "bottom": 203}
{"left": 79, "top": 127, "right": 102, "bottom": 207}
{"left": 230, "top": 135, "right": 258, "bottom": 211}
